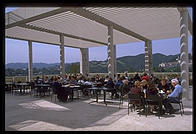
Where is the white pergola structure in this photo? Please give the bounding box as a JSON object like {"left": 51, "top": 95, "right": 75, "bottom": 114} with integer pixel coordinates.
{"left": 5, "top": 7, "right": 192, "bottom": 99}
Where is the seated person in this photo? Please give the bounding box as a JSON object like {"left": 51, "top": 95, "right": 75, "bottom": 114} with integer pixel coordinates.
{"left": 69, "top": 76, "right": 78, "bottom": 85}
{"left": 133, "top": 73, "right": 141, "bottom": 82}
{"left": 53, "top": 78, "right": 71, "bottom": 102}
{"left": 130, "top": 81, "right": 142, "bottom": 108}
{"left": 141, "top": 73, "right": 150, "bottom": 82}
{"left": 146, "top": 81, "right": 159, "bottom": 113}
{"left": 105, "top": 77, "right": 117, "bottom": 98}
{"left": 162, "top": 79, "right": 183, "bottom": 114}
{"left": 157, "top": 79, "right": 171, "bottom": 94}
{"left": 119, "top": 79, "right": 130, "bottom": 96}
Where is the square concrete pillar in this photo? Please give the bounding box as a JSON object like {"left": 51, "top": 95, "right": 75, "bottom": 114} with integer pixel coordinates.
{"left": 28, "top": 41, "right": 33, "bottom": 82}
{"left": 60, "top": 35, "right": 65, "bottom": 77}
{"left": 80, "top": 48, "right": 89, "bottom": 76}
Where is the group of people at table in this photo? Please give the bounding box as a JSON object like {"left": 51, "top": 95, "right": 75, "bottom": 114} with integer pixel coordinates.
{"left": 31, "top": 72, "right": 182, "bottom": 115}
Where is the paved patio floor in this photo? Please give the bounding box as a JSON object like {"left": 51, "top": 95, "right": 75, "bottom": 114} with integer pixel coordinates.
{"left": 5, "top": 89, "right": 193, "bottom": 131}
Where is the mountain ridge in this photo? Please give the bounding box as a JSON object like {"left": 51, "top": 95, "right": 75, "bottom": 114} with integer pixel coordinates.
{"left": 6, "top": 53, "right": 191, "bottom": 73}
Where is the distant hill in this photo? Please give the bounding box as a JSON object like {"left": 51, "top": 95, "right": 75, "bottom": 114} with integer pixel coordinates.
{"left": 5, "top": 53, "right": 191, "bottom": 73}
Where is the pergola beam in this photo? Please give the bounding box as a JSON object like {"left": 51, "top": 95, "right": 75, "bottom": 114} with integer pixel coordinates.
{"left": 5, "top": 36, "right": 81, "bottom": 49}
{"left": 19, "top": 24, "right": 107, "bottom": 46}
{"left": 5, "top": 8, "right": 70, "bottom": 29}
{"left": 68, "top": 8, "right": 149, "bottom": 41}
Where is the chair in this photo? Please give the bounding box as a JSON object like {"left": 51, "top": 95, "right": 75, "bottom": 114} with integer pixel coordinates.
{"left": 145, "top": 94, "right": 162, "bottom": 118}
{"left": 127, "top": 92, "right": 143, "bottom": 116}
{"left": 119, "top": 85, "right": 130, "bottom": 108}
{"left": 51, "top": 86, "right": 57, "bottom": 102}
{"left": 170, "top": 93, "right": 184, "bottom": 116}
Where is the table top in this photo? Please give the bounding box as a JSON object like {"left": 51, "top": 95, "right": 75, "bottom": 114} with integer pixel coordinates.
{"left": 62, "top": 85, "right": 80, "bottom": 88}
{"left": 35, "top": 84, "right": 51, "bottom": 87}
{"left": 6, "top": 82, "right": 14, "bottom": 85}
{"left": 15, "top": 83, "right": 30, "bottom": 86}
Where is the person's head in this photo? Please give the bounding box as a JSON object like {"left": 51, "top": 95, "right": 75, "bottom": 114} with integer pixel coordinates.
{"left": 109, "top": 77, "right": 113, "bottom": 81}
{"left": 140, "top": 79, "right": 148, "bottom": 87}
{"left": 134, "top": 80, "right": 140, "bottom": 88}
{"left": 171, "top": 79, "right": 179, "bottom": 87}
{"left": 123, "top": 79, "right": 129, "bottom": 85}
{"left": 125, "top": 72, "right": 128, "bottom": 76}
{"left": 143, "top": 73, "right": 147, "bottom": 76}
{"left": 71, "top": 76, "right": 75, "bottom": 81}
{"left": 161, "top": 79, "right": 167, "bottom": 86}
{"left": 54, "top": 77, "right": 58, "bottom": 82}
{"left": 121, "top": 76, "right": 126, "bottom": 81}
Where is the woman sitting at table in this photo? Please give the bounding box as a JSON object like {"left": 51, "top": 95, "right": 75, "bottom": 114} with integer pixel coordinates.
{"left": 146, "top": 81, "right": 159, "bottom": 113}
{"left": 130, "top": 81, "right": 142, "bottom": 108}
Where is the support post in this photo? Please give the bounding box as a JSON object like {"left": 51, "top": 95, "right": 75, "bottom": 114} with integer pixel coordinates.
{"left": 28, "top": 41, "right": 33, "bottom": 82}
{"left": 114, "top": 45, "right": 117, "bottom": 76}
{"left": 80, "top": 48, "right": 89, "bottom": 77}
{"left": 179, "top": 8, "right": 189, "bottom": 100}
{"left": 144, "top": 40, "right": 152, "bottom": 75}
{"left": 107, "top": 25, "right": 115, "bottom": 79}
{"left": 60, "top": 35, "right": 65, "bottom": 77}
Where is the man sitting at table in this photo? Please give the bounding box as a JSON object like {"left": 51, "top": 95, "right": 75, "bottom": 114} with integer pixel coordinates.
{"left": 162, "top": 79, "right": 183, "bottom": 114}
{"left": 157, "top": 78, "right": 171, "bottom": 94}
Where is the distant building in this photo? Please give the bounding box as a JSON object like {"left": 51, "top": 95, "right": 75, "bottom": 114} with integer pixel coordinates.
{"left": 159, "top": 61, "right": 178, "bottom": 68}
{"left": 159, "top": 63, "right": 166, "bottom": 68}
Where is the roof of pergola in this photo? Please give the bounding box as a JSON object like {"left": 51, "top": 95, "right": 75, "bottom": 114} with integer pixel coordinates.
{"left": 5, "top": 7, "right": 192, "bottom": 48}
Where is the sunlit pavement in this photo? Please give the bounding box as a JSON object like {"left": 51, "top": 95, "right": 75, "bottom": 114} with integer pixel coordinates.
{"left": 5, "top": 88, "right": 193, "bottom": 131}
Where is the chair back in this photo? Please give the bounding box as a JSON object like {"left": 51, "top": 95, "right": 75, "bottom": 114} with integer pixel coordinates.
{"left": 178, "top": 92, "right": 183, "bottom": 100}
{"left": 128, "top": 92, "right": 141, "bottom": 101}
{"left": 51, "top": 86, "right": 57, "bottom": 94}
{"left": 146, "top": 94, "right": 161, "bottom": 103}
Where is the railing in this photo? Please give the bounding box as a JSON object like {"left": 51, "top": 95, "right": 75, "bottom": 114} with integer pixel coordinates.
{"left": 5, "top": 72, "right": 192, "bottom": 85}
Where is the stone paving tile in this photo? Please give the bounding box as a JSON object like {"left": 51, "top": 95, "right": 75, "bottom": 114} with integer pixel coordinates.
{"left": 5, "top": 92, "right": 193, "bottom": 131}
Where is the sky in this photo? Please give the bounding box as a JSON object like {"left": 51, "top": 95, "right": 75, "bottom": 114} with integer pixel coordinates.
{"left": 5, "top": 7, "right": 193, "bottom": 64}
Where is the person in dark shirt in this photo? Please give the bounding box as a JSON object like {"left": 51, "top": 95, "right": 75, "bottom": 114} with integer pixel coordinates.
{"left": 157, "top": 79, "right": 171, "bottom": 94}
{"left": 105, "top": 77, "right": 116, "bottom": 99}
{"left": 146, "top": 81, "right": 158, "bottom": 113}
{"left": 119, "top": 79, "right": 130, "bottom": 96}
{"left": 133, "top": 73, "right": 141, "bottom": 82}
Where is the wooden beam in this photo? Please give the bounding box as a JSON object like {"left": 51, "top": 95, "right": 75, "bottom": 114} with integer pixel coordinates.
{"left": 20, "top": 24, "right": 107, "bottom": 46}
{"left": 68, "top": 8, "right": 149, "bottom": 41}
{"left": 5, "top": 8, "right": 70, "bottom": 29}
{"left": 5, "top": 36, "right": 81, "bottom": 49}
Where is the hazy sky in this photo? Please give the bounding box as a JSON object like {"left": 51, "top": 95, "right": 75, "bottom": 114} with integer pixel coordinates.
{"left": 5, "top": 7, "right": 193, "bottom": 64}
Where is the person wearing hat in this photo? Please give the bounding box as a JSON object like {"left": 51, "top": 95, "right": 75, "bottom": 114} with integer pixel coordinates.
{"left": 162, "top": 79, "right": 183, "bottom": 114}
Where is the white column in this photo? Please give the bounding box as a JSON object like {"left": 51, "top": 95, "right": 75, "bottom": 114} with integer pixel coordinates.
{"left": 107, "top": 25, "right": 114, "bottom": 79}
{"left": 113, "top": 45, "right": 117, "bottom": 76}
{"left": 80, "top": 48, "right": 89, "bottom": 76}
{"left": 60, "top": 35, "right": 65, "bottom": 77}
{"left": 28, "top": 41, "right": 33, "bottom": 82}
{"left": 145, "top": 40, "right": 152, "bottom": 74}
{"left": 179, "top": 8, "right": 189, "bottom": 99}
